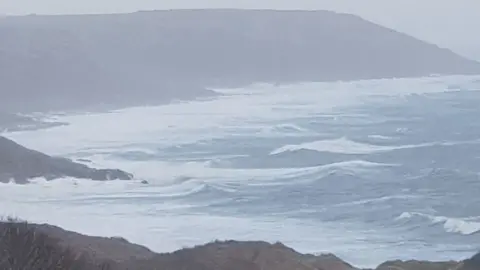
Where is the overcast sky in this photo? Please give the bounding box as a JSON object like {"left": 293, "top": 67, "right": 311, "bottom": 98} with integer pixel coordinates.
{"left": 1, "top": 0, "right": 479, "bottom": 60}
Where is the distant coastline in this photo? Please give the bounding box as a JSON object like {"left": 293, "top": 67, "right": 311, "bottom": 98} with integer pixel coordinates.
{"left": 1, "top": 9, "right": 479, "bottom": 115}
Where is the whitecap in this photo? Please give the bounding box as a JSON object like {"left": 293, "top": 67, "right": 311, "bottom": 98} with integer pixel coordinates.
{"left": 396, "top": 212, "right": 480, "bottom": 235}
{"left": 3, "top": 74, "right": 480, "bottom": 268}
{"left": 6, "top": 75, "right": 480, "bottom": 155}
{"left": 368, "top": 135, "right": 394, "bottom": 140}
{"left": 432, "top": 216, "right": 480, "bottom": 235}
{"left": 262, "top": 123, "right": 311, "bottom": 134}
{"left": 239, "top": 160, "right": 396, "bottom": 187}
{"left": 333, "top": 194, "right": 420, "bottom": 207}
{"left": 269, "top": 137, "right": 433, "bottom": 155}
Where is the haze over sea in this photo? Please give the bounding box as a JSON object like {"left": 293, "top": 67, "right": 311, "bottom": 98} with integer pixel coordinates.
{"left": 2, "top": 75, "right": 480, "bottom": 267}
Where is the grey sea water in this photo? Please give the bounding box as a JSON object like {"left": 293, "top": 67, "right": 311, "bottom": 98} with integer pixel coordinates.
{"left": 2, "top": 75, "right": 480, "bottom": 267}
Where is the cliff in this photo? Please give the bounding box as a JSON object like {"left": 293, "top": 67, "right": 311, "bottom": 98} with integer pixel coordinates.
{"left": 0, "top": 219, "right": 477, "bottom": 270}
{"left": 1, "top": 9, "right": 480, "bottom": 112}
{"left": 0, "top": 136, "right": 133, "bottom": 183}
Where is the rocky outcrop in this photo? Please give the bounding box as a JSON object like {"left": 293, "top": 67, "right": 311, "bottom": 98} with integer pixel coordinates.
{"left": 455, "top": 253, "right": 480, "bottom": 270}
{"left": 376, "top": 260, "right": 458, "bottom": 270}
{"left": 1, "top": 9, "right": 480, "bottom": 113}
{"left": 124, "top": 241, "right": 359, "bottom": 270}
{"left": 0, "top": 136, "right": 133, "bottom": 183}
{"left": 0, "top": 219, "right": 154, "bottom": 269}
{"left": 0, "top": 219, "right": 478, "bottom": 270}
{"left": 0, "top": 219, "right": 360, "bottom": 270}
{"left": 31, "top": 223, "right": 156, "bottom": 264}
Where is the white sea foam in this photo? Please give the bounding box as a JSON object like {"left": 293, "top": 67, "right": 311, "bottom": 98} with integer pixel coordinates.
{"left": 0, "top": 188, "right": 455, "bottom": 269}
{"left": 3, "top": 75, "right": 480, "bottom": 268}
{"left": 7, "top": 75, "right": 480, "bottom": 155}
{"left": 239, "top": 160, "right": 396, "bottom": 187}
{"left": 333, "top": 194, "right": 420, "bottom": 207}
{"left": 258, "top": 123, "right": 315, "bottom": 137}
{"left": 396, "top": 212, "right": 480, "bottom": 235}
{"left": 368, "top": 135, "right": 394, "bottom": 140}
{"left": 269, "top": 137, "right": 434, "bottom": 155}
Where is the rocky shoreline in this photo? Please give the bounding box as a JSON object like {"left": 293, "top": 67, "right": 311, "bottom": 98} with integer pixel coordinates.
{"left": 0, "top": 112, "right": 67, "bottom": 133}
{"left": 0, "top": 136, "right": 133, "bottom": 184}
{"left": 0, "top": 218, "right": 477, "bottom": 270}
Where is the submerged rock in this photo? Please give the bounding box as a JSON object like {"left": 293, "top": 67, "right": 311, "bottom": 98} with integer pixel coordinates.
{"left": 76, "top": 158, "right": 93, "bottom": 163}
{"left": 0, "top": 136, "right": 133, "bottom": 183}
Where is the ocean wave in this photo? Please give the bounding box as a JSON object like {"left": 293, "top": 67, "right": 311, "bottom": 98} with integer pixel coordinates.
{"left": 262, "top": 123, "right": 311, "bottom": 134}
{"left": 332, "top": 194, "right": 420, "bottom": 207}
{"left": 0, "top": 176, "right": 235, "bottom": 203}
{"left": 396, "top": 212, "right": 480, "bottom": 235}
{"left": 0, "top": 177, "right": 151, "bottom": 204}
{"left": 368, "top": 135, "right": 394, "bottom": 140}
{"left": 206, "top": 159, "right": 395, "bottom": 187}
{"left": 269, "top": 137, "right": 432, "bottom": 155}
{"left": 316, "top": 159, "right": 396, "bottom": 172}
{"left": 159, "top": 176, "right": 238, "bottom": 195}
{"left": 240, "top": 160, "right": 396, "bottom": 187}
{"left": 0, "top": 159, "right": 391, "bottom": 205}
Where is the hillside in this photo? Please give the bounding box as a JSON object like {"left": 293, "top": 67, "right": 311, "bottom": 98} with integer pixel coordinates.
{"left": 0, "top": 219, "right": 478, "bottom": 270}
{"left": 1, "top": 9, "right": 480, "bottom": 112}
{"left": 0, "top": 136, "right": 133, "bottom": 183}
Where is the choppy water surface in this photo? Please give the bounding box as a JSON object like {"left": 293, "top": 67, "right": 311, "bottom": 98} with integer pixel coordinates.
{"left": 2, "top": 75, "right": 480, "bottom": 267}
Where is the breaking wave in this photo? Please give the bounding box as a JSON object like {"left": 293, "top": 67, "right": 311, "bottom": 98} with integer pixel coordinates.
{"left": 396, "top": 212, "right": 480, "bottom": 235}
{"left": 269, "top": 137, "right": 434, "bottom": 155}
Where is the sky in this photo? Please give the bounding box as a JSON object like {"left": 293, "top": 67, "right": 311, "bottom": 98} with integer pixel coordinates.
{"left": 1, "top": 0, "right": 479, "bottom": 60}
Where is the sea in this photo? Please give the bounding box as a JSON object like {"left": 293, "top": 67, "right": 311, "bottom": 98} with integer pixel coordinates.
{"left": 2, "top": 75, "right": 480, "bottom": 267}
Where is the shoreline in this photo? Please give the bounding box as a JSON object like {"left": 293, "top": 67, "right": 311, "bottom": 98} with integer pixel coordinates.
{"left": 3, "top": 75, "right": 480, "bottom": 268}
{"left": 0, "top": 86, "right": 222, "bottom": 135}
{"left": 3, "top": 73, "right": 480, "bottom": 135}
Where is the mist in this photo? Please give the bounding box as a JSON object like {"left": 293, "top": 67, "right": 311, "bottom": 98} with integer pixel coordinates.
{"left": 2, "top": 1, "right": 480, "bottom": 269}
{"left": 1, "top": 0, "right": 479, "bottom": 60}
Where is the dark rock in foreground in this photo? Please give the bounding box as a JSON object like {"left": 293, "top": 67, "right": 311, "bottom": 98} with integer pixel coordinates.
{"left": 124, "top": 241, "right": 358, "bottom": 270}
{"left": 0, "top": 219, "right": 478, "bottom": 270}
{"left": 0, "top": 136, "right": 133, "bottom": 183}
{"left": 0, "top": 219, "right": 361, "bottom": 270}
{"left": 376, "top": 260, "right": 458, "bottom": 270}
{"left": 459, "top": 252, "right": 480, "bottom": 270}
{"left": 0, "top": 219, "right": 154, "bottom": 269}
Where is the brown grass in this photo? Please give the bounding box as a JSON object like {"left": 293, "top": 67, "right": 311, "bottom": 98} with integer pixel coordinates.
{"left": 1, "top": 217, "right": 477, "bottom": 270}
{"left": 0, "top": 217, "right": 113, "bottom": 270}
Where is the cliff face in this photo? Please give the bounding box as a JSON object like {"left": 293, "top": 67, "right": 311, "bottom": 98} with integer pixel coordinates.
{"left": 0, "top": 136, "right": 133, "bottom": 183}
{"left": 1, "top": 9, "right": 479, "bottom": 112}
